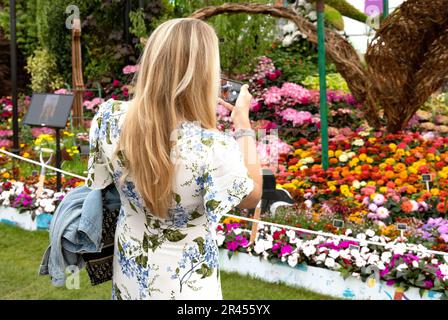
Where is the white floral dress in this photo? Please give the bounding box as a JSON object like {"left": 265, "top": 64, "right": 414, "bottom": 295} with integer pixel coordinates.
{"left": 87, "top": 99, "right": 254, "bottom": 300}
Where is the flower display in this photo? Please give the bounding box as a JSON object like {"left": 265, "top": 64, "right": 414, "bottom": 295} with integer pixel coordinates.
{"left": 217, "top": 220, "right": 448, "bottom": 295}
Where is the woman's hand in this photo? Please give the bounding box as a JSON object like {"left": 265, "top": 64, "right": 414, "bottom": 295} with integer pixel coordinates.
{"left": 218, "top": 84, "right": 253, "bottom": 129}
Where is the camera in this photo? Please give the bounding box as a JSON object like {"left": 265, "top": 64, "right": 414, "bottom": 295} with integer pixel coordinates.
{"left": 220, "top": 78, "right": 243, "bottom": 105}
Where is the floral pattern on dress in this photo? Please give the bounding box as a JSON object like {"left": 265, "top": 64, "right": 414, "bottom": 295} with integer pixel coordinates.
{"left": 87, "top": 99, "right": 254, "bottom": 300}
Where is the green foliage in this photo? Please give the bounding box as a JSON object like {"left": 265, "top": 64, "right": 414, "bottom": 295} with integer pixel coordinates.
{"left": 324, "top": 4, "right": 344, "bottom": 31}
{"left": 0, "top": 1, "right": 39, "bottom": 58}
{"left": 129, "top": 9, "right": 148, "bottom": 40}
{"left": 308, "top": 0, "right": 368, "bottom": 23}
{"left": 153, "top": 0, "right": 278, "bottom": 76}
{"left": 25, "top": 48, "right": 64, "bottom": 93}
{"left": 303, "top": 73, "right": 349, "bottom": 92}
{"left": 266, "top": 38, "right": 337, "bottom": 84}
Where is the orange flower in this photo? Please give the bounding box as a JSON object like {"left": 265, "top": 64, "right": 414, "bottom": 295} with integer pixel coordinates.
{"left": 385, "top": 170, "right": 395, "bottom": 179}
{"left": 401, "top": 201, "right": 414, "bottom": 213}
{"left": 436, "top": 202, "right": 446, "bottom": 213}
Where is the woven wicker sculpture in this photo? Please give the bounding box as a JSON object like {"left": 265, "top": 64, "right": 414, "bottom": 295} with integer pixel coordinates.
{"left": 190, "top": 0, "right": 448, "bottom": 132}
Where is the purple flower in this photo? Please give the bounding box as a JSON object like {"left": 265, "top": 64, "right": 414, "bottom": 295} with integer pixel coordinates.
{"left": 423, "top": 280, "right": 434, "bottom": 289}
{"left": 280, "top": 244, "right": 293, "bottom": 256}
{"left": 386, "top": 280, "right": 396, "bottom": 286}
{"left": 226, "top": 241, "right": 239, "bottom": 251}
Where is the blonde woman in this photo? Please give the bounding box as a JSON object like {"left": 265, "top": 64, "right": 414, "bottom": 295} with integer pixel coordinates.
{"left": 87, "top": 18, "right": 262, "bottom": 300}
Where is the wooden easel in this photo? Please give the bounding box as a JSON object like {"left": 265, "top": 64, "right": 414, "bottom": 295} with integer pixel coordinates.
{"left": 71, "top": 18, "right": 84, "bottom": 127}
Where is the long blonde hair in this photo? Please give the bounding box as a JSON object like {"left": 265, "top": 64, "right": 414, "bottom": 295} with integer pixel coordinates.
{"left": 119, "top": 18, "right": 220, "bottom": 218}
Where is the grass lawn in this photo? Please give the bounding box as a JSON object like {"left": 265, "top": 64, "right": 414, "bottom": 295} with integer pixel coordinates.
{"left": 0, "top": 223, "right": 335, "bottom": 300}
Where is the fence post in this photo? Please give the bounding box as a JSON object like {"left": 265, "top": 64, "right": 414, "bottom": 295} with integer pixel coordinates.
{"left": 317, "top": 0, "right": 329, "bottom": 170}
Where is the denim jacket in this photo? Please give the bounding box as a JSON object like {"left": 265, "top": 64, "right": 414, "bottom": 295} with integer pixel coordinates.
{"left": 39, "top": 185, "right": 120, "bottom": 287}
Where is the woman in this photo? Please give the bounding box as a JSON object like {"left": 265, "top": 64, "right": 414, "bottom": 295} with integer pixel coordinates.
{"left": 87, "top": 18, "right": 262, "bottom": 300}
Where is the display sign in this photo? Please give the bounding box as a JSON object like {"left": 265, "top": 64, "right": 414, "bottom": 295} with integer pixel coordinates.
{"left": 23, "top": 93, "right": 74, "bottom": 128}
{"left": 333, "top": 219, "right": 344, "bottom": 228}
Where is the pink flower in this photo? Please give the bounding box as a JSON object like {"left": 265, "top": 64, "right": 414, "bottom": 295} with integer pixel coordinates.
{"left": 250, "top": 99, "right": 261, "bottom": 112}
{"left": 54, "top": 88, "right": 71, "bottom": 94}
{"left": 263, "top": 86, "right": 282, "bottom": 105}
{"left": 279, "top": 109, "right": 312, "bottom": 126}
{"left": 280, "top": 83, "right": 311, "bottom": 104}
{"left": 122, "top": 65, "right": 139, "bottom": 74}
{"left": 280, "top": 244, "right": 293, "bottom": 256}
{"left": 226, "top": 241, "right": 239, "bottom": 251}
{"left": 216, "top": 104, "right": 230, "bottom": 118}
{"left": 112, "top": 80, "right": 120, "bottom": 87}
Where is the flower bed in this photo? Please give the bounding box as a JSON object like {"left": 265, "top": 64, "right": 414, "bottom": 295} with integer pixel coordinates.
{"left": 217, "top": 219, "right": 448, "bottom": 298}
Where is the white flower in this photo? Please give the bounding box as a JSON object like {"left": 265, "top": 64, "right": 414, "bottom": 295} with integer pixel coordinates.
{"left": 358, "top": 131, "right": 370, "bottom": 137}
{"left": 410, "top": 200, "right": 419, "bottom": 211}
{"left": 44, "top": 204, "right": 56, "bottom": 213}
{"left": 412, "top": 260, "right": 419, "bottom": 268}
{"left": 367, "top": 254, "right": 379, "bottom": 264}
{"left": 307, "top": 11, "right": 317, "bottom": 20}
{"left": 356, "top": 233, "right": 367, "bottom": 241}
{"left": 396, "top": 263, "right": 408, "bottom": 272}
{"left": 381, "top": 251, "right": 392, "bottom": 263}
{"left": 234, "top": 228, "right": 242, "bottom": 235}
{"left": 352, "top": 139, "right": 364, "bottom": 147}
{"left": 376, "top": 207, "right": 390, "bottom": 219}
{"left": 282, "top": 21, "right": 297, "bottom": 34}
{"left": 338, "top": 154, "right": 349, "bottom": 162}
{"left": 376, "top": 261, "right": 386, "bottom": 270}
{"left": 303, "top": 245, "right": 316, "bottom": 257}
{"left": 288, "top": 254, "right": 299, "bottom": 268}
{"left": 368, "top": 203, "right": 378, "bottom": 212}
{"left": 351, "top": 272, "right": 361, "bottom": 278}
{"left": 352, "top": 180, "right": 361, "bottom": 189}
{"left": 282, "top": 34, "right": 294, "bottom": 47}
{"left": 439, "top": 264, "right": 448, "bottom": 280}
{"left": 373, "top": 194, "right": 385, "bottom": 206}
{"left": 365, "top": 229, "right": 376, "bottom": 238}
{"left": 393, "top": 243, "right": 406, "bottom": 256}
{"left": 304, "top": 200, "right": 313, "bottom": 208}
{"left": 432, "top": 259, "right": 439, "bottom": 265}
{"left": 328, "top": 249, "right": 340, "bottom": 259}
{"left": 286, "top": 229, "right": 296, "bottom": 240}
{"left": 345, "top": 229, "right": 353, "bottom": 236}
{"left": 324, "top": 257, "right": 336, "bottom": 268}
{"left": 339, "top": 249, "right": 351, "bottom": 259}
{"left": 217, "top": 234, "right": 225, "bottom": 246}
{"left": 355, "top": 258, "right": 367, "bottom": 268}
{"left": 316, "top": 253, "right": 327, "bottom": 263}
{"left": 254, "top": 240, "right": 265, "bottom": 254}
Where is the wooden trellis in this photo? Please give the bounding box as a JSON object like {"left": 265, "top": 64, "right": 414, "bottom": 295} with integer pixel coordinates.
{"left": 71, "top": 18, "right": 84, "bottom": 127}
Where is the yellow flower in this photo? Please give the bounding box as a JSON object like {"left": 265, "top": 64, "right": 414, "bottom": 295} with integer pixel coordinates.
{"left": 359, "top": 154, "right": 367, "bottom": 162}
{"left": 328, "top": 150, "right": 335, "bottom": 158}
{"left": 22, "top": 152, "right": 30, "bottom": 158}
{"left": 379, "top": 186, "right": 388, "bottom": 193}
{"left": 431, "top": 188, "right": 440, "bottom": 196}
{"left": 20, "top": 143, "right": 25, "bottom": 148}
{"left": 335, "top": 150, "right": 343, "bottom": 158}
{"left": 2, "top": 172, "right": 10, "bottom": 179}
{"left": 385, "top": 158, "right": 396, "bottom": 165}
{"left": 366, "top": 157, "right": 374, "bottom": 164}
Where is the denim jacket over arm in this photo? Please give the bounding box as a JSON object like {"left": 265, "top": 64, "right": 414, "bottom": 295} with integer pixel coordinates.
{"left": 39, "top": 185, "right": 120, "bottom": 287}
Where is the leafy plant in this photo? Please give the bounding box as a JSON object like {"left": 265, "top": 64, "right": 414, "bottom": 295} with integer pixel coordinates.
{"left": 25, "top": 48, "right": 64, "bottom": 93}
